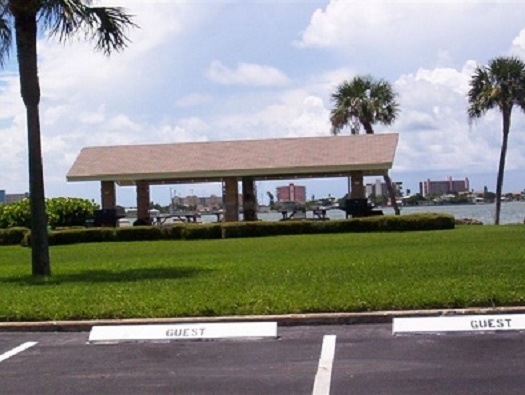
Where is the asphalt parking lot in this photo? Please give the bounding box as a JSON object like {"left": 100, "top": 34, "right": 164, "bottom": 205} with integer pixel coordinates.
{"left": 1, "top": 323, "right": 525, "bottom": 394}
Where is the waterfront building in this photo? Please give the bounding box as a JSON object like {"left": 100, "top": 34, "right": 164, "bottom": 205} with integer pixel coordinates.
{"left": 276, "top": 183, "right": 306, "bottom": 204}
{"left": 171, "top": 193, "right": 240, "bottom": 212}
{"left": 419, "top": 177, "right": 470, "bottom": 197}
{"left": 365, "top": 179, "right": 402, "bottom": 205}
{"left": 0, "top": 191, "right": 29, "bottom": 204}
{"left": 366, "top": 179, "right": 402, "bottom": 197}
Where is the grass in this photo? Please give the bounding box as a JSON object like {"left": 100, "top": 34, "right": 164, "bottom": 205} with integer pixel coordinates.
{"left": 0, "top": 225, "right": 524, "bottom": 321}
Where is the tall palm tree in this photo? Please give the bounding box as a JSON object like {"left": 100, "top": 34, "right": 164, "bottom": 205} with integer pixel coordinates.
{"left": 0, "top": 1, "right": 136, "bottom": 276}
{"left": 330, "top": 75, "right": 401, "bottom": 215}
{"left": 468, "top": 56, "right": 525, "bottom": 225}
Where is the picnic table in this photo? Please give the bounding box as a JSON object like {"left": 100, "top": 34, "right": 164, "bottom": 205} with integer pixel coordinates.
{"left": 280, "top": 208, "right": 329, "bottom": 221}
{"left": 152, "top": 212, "right": 200, "bottom": 225}
{"left": 312, "top": 208, "right": 329, "bottom": 220}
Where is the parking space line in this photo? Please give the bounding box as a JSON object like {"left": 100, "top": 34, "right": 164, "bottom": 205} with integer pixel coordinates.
{"left": 0, "top": 342, "right": 38, "bottom": 363}
{"left": 312, "top": 335, "right": 337, "bottom": 395}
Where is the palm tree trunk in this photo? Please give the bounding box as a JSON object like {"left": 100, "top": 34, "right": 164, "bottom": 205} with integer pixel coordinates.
{"left": 365, "top": 121, "right": 399, "bottom": 215}
{"left": 384, "top": 172, "right": 400, "bottom": 215}
{"left": 13, "top": 7, "right": 51, "bottom": 276}
{"left": 495, "top": 109, "right": 511, "bottom": 225}
{"left": 363, "top": 122, "right": 374, "bottom": 135}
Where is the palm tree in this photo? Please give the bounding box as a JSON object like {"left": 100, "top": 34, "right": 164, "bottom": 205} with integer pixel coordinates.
{"left": 0, "top": 1, "right": 136, "bottom": 276}
{"left": 330, "top": 75, "right": 401, "bottom": 215}
{"left": 467, "top": 56, "right": 525, "bottom": 225}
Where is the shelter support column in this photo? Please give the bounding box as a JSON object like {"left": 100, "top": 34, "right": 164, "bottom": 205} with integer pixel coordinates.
{"left": 101, "top": 181, "right": 116, "bottom": 209}
{"left": 350, "top": 171, "right": 365, "bottom": 199}
{"left": 223, "top": 177, "right": 239, "bottom": 222}
{"left": 136, "top": 181, "right": 150, "bottom": 224}
{"left": 242, "top": 176, "right": 258, "bottom": 222}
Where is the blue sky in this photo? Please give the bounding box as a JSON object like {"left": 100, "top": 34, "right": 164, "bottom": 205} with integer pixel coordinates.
{"left": 1, "top": 0, "right": 525, "bottom": 206}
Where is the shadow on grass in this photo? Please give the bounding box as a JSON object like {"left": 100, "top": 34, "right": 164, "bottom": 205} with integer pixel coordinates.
{"left": 1, "top": 266, "right": 213, "bottom": 286}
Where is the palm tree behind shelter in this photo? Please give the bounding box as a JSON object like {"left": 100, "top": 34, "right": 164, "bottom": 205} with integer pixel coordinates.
{"left": 0, "top": 1, "right": 137, "bottom": 276}
{"left": 330, "top": 75, "right": 401, "bottom": 215}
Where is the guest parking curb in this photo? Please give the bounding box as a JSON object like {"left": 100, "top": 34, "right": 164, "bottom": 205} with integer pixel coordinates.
{"left": 1, "top": 306, "right": 525, "bottom": 332}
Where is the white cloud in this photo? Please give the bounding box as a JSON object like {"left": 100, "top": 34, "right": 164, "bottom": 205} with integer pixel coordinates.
{"left": 297, "top": 1, "right": 496, "bottom": 51}
{"left": 205, "top": 60, "right": 290, "bottom": 86}
{"left": 0, "top": 74, "right": 24, "bottom": 117}
{"left": 295, "top": 0, "right": 525, "bottom": 87}
{"left": 0, "top": 2, "right": 202, "bottom": 196}
{"left": 409, "top": 66, "right": 471, "bottom": 95}
{"left": 176, "top": 93, "right": 213, "bottom": 108}
{"left": 155, "top": 119, "right": 210, "bottom": 144}
{"left": 79, "top": 106, "right": 107, "bottom": 125}
{"left": 288, "top": 96, "right": 331, "bottom": 137}
{"left": 0, "top": 117, "right": 28, "bottom": 192}
{"left": 37, "top": 3, "right": 191, "bottom": 97}
{"left": 296, "top": 0, "right": 399, "bottom": 49}
{"left": 510, "top": 28, "right": 525, "bottom": 58}
{"left": 306, "top": 68, "right": 357, "bottom": 100}
{"left": 94, "top": 0, "right": 180, "bottom": 5}
{"left": 208, "top": 89, "right": 330, "bottom": 141}
{"left": 391, "top": 59, "right": 525, "bottom": 176}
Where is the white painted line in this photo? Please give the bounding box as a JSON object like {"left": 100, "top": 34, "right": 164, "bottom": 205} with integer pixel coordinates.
{"left": 393, "top": 314, "right": 525, "bottom": 334}
{"left": 89, "top": 322, "right": 278, "bottom": 343}
{"left": 312, "top": 335, "right": 337, "bottom": 395}
{"left": 0, "top": 342, "right": 38, "bottom": 363}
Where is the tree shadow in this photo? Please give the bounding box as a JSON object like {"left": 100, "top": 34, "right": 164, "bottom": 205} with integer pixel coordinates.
{"left": 1, "top": 266, "right": 213, "bottom": 286}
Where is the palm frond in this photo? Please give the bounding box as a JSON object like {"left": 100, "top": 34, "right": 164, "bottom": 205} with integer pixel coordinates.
{"left": 468, "top": 56, "right": 525, "bottom": 121}
{"left": 40, "top": 1, "right": 137, "bottom": 55}
{"left": 85, "top": 6, "right": 138, "bottom": 55}
{"left": 330, "top": 75, "right": 399, "bottom": 134}
{"left": 329, "top": 106, "right": 346, "bottom": 135}
{"left": 40, "top": 0, "right": 87, "bottom": 41}
{"left": 0, "top": 9, "right": 12, "bottom": 66}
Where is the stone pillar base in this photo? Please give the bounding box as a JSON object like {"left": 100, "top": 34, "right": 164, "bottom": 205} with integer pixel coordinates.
{"left": 101, "top": 181, "right": 116, "bottom": 209}
{"left": 224, "top": 177, "right": 239, "bottom": 222}
{"left": 242, "top": 176, "right": 257, "bottom": 221}
{"left": 136, "top": 181, "right": 150, "bottom": 225}
{"left": 350, "top": 171, "right": 365, "bottom": 199}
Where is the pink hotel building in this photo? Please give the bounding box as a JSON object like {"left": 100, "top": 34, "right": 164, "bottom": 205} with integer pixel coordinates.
{"left": 276, "top": 183, "right": 307, "bottom": 203}
{"left": 419, "top": 177, "right": 470, "bottom": 197}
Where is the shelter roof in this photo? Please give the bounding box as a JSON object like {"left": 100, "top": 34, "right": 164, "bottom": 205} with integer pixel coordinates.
{"left": 66, "top": 134, "right": 399, "bottom": 185}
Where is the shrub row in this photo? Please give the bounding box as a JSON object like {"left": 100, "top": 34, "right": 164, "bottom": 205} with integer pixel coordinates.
{"left": 0, "top": 227, "right": 29, "bottom": 245}
{"left": 221, "top": 213, "right": 455, "bottom": 238}
{"left": 16, "top": 213, "right": 455, "bottom": 247}
{"left": 0, "top": 197, "right": 99, "bottom": 229}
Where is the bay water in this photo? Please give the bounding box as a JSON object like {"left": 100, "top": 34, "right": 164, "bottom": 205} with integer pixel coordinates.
{"left": 253, "top": 201, "right": 525, "bottom": 225}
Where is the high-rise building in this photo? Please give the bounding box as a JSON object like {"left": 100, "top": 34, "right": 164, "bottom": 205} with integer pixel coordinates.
{"left": 0, "top": 191, "right": 28, "bottom": 204}
{"left": 419, "top": 177, "right": 470, "bottom": 197}
{"left": 276, "top": 183, "right": 306, "bottom": 203}
{"left": 365, "top": 179, "right": 403, "bottom": 197}
{"left": 365, "top": 179, "right": 402, "bottom": 203}
{"left": 172, "top": 194, "right": 228, "bottom": 210}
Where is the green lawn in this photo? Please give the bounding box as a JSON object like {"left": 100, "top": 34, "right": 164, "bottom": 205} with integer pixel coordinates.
{"left": 1, "top": 225, "right": 524, "bottom": 321}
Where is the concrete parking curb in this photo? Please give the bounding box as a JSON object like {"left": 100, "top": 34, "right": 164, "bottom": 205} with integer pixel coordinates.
{"left": 1, "top": 306, "right": 525, "bottom": 332}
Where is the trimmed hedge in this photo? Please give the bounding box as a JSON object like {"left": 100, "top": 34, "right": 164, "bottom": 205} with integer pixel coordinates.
{"left": 221, "top": 213, "right": 455, "bottom": 238}
{"left": 16, "top": 213, "right": 455, "bottom": 246}
{"left": 23, "top": 226, "right": 163, "bottom": 246}
{"left": 112, "top": 226, "right": 164, "bottom": 242}
{"left": 183, "top": 224, "right": 223, "bottom": 240}
{"left": 0, "top": 227, "right": 29, "bottom": 246}
{"left": 221, "top": 221, "right": 316, "bottom": 238}
{"left": 23, "top": 228, "right": 114, "bottom": 246}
